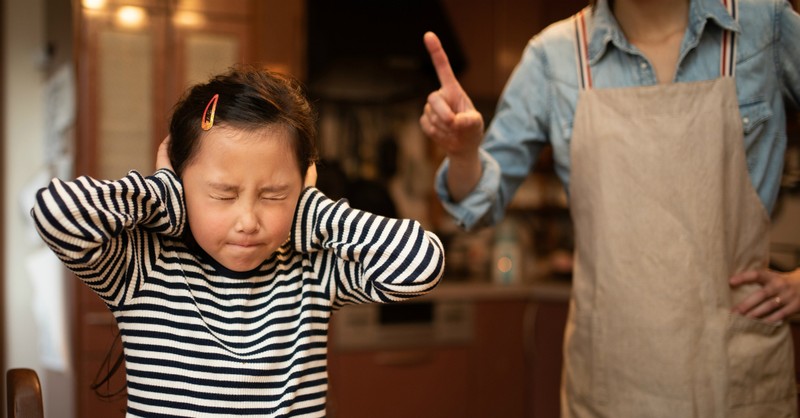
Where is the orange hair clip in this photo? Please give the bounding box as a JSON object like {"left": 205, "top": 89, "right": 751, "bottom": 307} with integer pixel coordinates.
{"left": 201, "top": 94, "right": 219, "bottom": 131}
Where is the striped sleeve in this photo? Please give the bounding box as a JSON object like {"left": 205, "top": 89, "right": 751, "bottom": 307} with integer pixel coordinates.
{"left": 292, "top": 187, "right": 445, "bottom": 305}
{"left": 30, "top": 169, "right": 185, "bottom": 307}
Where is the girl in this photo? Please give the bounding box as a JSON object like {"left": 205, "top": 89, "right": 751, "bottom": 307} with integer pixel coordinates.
{"left": 32, "top": 66, "right": 445, "bottom": 417}
{"left": 421, "top": 0, "right": 800, "bottom": 416}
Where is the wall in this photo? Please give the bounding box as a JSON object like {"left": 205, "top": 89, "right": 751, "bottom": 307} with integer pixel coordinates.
{"left": 3, "top": 0, "right": 74, "bottom": 417}
{"left": 3, "top": 0, "right": 45, "bottom": 376}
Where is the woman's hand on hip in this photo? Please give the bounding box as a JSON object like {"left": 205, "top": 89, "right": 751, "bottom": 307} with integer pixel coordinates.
{"left": 730, "top": 268, "right": 800, "bottom": 324}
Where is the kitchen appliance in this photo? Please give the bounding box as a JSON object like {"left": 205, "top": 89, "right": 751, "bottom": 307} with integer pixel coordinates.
{"left": 332, "top": 300, "right": 473, "bottom": 350}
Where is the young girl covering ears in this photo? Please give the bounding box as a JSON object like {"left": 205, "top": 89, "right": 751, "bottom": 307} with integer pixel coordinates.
{"left": 32, "top": 66, "right": 445, "bottom": 417}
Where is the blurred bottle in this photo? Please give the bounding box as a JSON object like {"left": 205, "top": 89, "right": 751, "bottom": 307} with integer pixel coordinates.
{"left": 492, "top": 218, "right": 523, "bottom": 285}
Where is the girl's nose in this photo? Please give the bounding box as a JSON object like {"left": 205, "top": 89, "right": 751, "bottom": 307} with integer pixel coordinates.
{"left": 235, "top": 205, "right": 260, "bottom": 233}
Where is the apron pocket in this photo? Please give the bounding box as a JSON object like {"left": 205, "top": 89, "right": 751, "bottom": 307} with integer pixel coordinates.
{"left": 726, "top": 313, "right": 795, "bottom": 407}
{"left": 599, "top": 313, "right": 696, "bottom": 401}
{"left": 564, "top": 311, "right": 603, "bottom": 404}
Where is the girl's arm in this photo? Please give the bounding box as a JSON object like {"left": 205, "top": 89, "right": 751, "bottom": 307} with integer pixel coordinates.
{"left": 30, "top": 169, "right": 185, "bottom": 306}
{"left": 292, "top": 187, "right": 445, "bottom": 305}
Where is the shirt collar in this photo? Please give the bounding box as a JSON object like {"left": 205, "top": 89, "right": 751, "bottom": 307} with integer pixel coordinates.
{"left": 586, "top": 0, "right": 740, "bottom": 64}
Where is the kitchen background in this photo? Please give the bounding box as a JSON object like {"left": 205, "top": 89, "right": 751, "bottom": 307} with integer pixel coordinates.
{"left": 3, "top": 0, "right": 800, "bottom": 417}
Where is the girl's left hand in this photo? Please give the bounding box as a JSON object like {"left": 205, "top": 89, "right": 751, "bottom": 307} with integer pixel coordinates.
{"left": 305, "top": 163, "right": 317, "bottom": 188}
{"left": 730, "top": 268, "right": 800, "bottom": 323}
{"left": 156, "top": 135, "right": 174, "bottom": 172}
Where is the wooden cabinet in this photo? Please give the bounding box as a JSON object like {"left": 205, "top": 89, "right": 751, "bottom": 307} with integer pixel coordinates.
{"left": 77, "top": 0, "right": 257, "bottom": 178}
{"left": 438, "top": 0, "right": 586, "bottom": 105}
{"left": 73, "top": 1, "right": 261, "bottom": 416}
{"left": 252, "top": 0, "right": 306, "bottom": 79}
{"left": 327, "top": 299, "right": 531, "bottom": 418}
{"left": 467, "top": 300, "right": 529, "bottom": 417}
{"left": 526, "top": 299, "right": 569, "bottom": 418}
{"left": 328, "top": 346, "right": 471, "bottom": 418}
{"left": 74, "top": 290, "right": 127, "bottom": 417}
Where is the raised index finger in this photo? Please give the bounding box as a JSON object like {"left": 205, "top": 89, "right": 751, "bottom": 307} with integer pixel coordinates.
{"left": 424, "top": 31, "right": 459, "bottom": 91}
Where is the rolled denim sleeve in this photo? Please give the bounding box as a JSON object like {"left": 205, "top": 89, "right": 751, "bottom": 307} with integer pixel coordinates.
{"left": 435, "top": 36, "right": 555, "bottom": 231}
{"left": 778, "top": 0, "right": 800, "bottom": 107}
{"left": 435, "top": 148, "right": 502, "bottom": 231}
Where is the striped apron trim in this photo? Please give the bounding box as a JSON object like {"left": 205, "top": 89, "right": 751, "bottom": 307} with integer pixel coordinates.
{"left": 720, "top": 0, "right": 738, "bottom": 77}
{"left": 574, "top": 10, "right": 592, "bottom": 90}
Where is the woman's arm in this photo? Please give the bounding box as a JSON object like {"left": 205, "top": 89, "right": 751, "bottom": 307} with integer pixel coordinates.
{"left": 778, "top": 0, "right": 800, "bottom": 107}
{"left": 729, "top": 1, "right": 800, "bottom": 324}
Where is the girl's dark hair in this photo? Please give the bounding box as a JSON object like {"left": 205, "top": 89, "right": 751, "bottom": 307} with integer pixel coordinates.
{"left": 168, "top": 65, "right": 318, "bottom": 178}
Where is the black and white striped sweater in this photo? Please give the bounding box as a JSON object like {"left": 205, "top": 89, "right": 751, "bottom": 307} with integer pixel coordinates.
{"left": 31, "top": 168, "right": 445, "bottom": 417}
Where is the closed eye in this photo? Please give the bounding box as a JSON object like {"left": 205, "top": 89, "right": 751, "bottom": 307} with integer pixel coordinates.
{"left": 259, "top": 185, "right": 291, "bottom": 201}
{"left": 211, "top": 194, "right": 236, "bottom": 201}
{"left": 261, "top": 194, "right": 288, "bottom": 201}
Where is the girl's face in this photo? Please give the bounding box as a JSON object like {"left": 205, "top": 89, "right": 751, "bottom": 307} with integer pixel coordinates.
{"left": 181, "top": 124, "right": 303, "bottom": 272}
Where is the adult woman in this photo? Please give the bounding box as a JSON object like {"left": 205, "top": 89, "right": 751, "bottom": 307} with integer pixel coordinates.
{"left": 421, "top": 0, "right": 800, "bottom": 416}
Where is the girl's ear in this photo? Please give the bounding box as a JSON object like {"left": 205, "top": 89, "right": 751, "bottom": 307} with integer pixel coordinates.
{"left": 304, "top": 163, "right": 317, "bottom": 188}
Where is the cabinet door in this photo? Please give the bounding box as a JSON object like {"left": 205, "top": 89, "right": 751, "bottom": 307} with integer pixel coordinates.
{"left": 526, "top": 299, "right": 568, "bottom": 418}
{"left": 76, "top": 8, "right": 168, "bottom": 417}
{"left": 79, "top": 5, "right": 167, "bottom": 179}
{"left": 438, "top": 0, "right": 585, "bottom": 101}
{"left": 78, "top": 1, "right": 254, "bottom": 177}
{"left": 327, "top": 346, "right": 470, "bottom": 418}
{"left": 170, "top": 8, "right": 254, "bottom": 103}
{"left": 467, "top": 300, "right": 528, "bottom": 418}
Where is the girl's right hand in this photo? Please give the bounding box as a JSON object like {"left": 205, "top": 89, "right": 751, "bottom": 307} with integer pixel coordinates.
{"left": 156, "top": 135, "right": 174, "bottom": 172}
{"left": 419, "top": 31, "right": 484, "bottom": 158}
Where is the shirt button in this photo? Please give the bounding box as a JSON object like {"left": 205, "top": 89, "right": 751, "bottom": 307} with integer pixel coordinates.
{"left": 640, "top": 62, "right": 648, "bottom": 70}
{"left": 742, "top": 117, "right": 750, "bottom": 125}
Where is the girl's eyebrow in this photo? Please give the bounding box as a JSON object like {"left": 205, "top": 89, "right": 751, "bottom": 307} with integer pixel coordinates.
{"left": 206, "top": 182, "right": 290, "bottom": 194}
{"left": 207, "top": 182, "right": 238, "bottom": 192}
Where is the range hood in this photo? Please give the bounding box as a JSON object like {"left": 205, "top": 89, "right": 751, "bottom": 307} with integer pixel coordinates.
{"left": 307, "top": 0, "right": 466, "bottom": 104}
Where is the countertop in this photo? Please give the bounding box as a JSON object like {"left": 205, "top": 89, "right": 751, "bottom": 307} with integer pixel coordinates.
{"left": 424, "top": 279, "right": 800, "bottom": 324}
{"left": 420, "top": 278, "right": 572, "bottom": 302}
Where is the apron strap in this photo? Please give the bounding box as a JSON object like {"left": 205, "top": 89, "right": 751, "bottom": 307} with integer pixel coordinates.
{"left": 574, "top": 10, "right": 592, "bottom": 90}
{"left": 720, "top": 0, "right": 738, "bottom": 77}
{"left": 573, "top": 0, "right": 739, "bottom": 89}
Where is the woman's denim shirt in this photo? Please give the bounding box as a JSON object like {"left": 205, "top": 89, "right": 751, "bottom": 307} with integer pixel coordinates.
{"left": 436, "top": 0, "right": 800, "bottom": 230}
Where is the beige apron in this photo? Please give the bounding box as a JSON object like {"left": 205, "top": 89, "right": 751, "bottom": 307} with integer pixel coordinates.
{"left": 562, "top": 7, "right": 797, "bottom": 418}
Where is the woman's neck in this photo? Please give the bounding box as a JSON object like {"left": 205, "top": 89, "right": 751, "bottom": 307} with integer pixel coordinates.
{"left": 613, "top": 0, "right": 690, "bottom": 83}
{"left": 614, "top": 0, "right": 690, "bottom": 44}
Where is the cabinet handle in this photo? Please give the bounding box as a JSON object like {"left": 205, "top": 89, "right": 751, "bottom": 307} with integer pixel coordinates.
{"left": 84, "top": 312, "right": 115, "bottom": 326}
{"left": 523, "top": 301, "right": 539, "bottom": 358}
{"left": 373, "top": 350, "right": 433, "bottom": 367}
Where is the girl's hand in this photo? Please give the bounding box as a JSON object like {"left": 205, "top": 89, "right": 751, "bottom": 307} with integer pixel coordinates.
{"left": 730, "top": 268, "right": 800, "bottom": 324}
{"left": 305, "top": 163, "right": 317, "bottom": 188}
{"left": 156, "top": 136, "right": 174, "bottom": 172}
